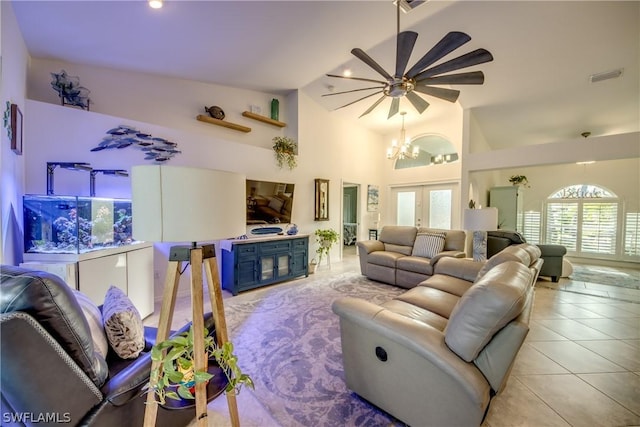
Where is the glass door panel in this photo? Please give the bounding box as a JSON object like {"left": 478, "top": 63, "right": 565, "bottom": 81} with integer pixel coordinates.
{"left": 260, "top": 256, "right": 274, "bottom": 281}
{"left": 277, "top": 254, "right": 289, "bottom": 277}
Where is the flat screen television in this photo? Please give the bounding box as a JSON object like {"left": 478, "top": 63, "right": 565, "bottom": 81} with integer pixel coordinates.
{"left": 246, "top": 179, "right": 295, "bottom": 225}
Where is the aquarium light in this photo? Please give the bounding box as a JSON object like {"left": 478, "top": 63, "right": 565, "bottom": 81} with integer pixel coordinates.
{"left": 90, "top": 169, "right": 129, "bottom": 197}
{"left": 46, "top": 162, "right": 93, "bottom": 195}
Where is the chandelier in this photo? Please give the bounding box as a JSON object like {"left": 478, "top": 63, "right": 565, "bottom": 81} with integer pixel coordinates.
{"left": 386, "top": 112, "right": 419, "bottom": 160}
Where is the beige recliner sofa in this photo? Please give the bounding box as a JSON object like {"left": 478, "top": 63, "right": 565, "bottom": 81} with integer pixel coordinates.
{"left": 357, "top": 226, "right": 467, "bottom": 288}
{"left": 333, "top": 244, "right": 542, "bottom": 427}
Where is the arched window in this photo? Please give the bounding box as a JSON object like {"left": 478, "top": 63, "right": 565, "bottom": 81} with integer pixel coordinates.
{"left": 545, "top": 184, "right": 620, "bottom": 257}
{"left": 394, "top": 134, "right": 458, "bottom": 170}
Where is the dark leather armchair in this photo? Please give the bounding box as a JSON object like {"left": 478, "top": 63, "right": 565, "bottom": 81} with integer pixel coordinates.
{"left": 0, "top": 265, "right": 224, "bottom": 427}
{"left": 487, "top": 230, "right": 567, "bottom": 282}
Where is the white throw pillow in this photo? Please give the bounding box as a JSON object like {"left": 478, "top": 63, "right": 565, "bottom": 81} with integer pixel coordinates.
{"left": 411, "top": 231, "right": 446, "bottom": 258}
{"left": 73, "top": 289, "right": 109, "bottom": 359}
{"left": 102, "top": 286, "right": 145, "bottom": 359}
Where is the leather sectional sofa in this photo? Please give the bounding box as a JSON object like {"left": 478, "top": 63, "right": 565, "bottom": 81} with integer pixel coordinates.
{"left": 0, "top": 265, "right": 224, "bottom": 427}
{"left": 333, "top": 243, "right": 543, "bottom": 427}
{"left": 357, "top": 226, "right": 466, "bottom": 288}
{"left": 488, "top": 230, "right": 567, "bottom": 282}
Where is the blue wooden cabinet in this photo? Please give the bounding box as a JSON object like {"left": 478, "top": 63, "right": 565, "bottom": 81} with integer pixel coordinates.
{"left": 221, "top": 235, "right": 309, "bottom": 295}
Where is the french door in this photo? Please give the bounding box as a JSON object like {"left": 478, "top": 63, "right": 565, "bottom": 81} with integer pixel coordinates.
{"left": 391, "top": 183, "right": 459, "bottom": 229}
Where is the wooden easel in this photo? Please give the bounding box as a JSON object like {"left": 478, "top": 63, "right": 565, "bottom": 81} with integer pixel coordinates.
{"left": 143, "top": 244, "right": 239, "bottom": 427}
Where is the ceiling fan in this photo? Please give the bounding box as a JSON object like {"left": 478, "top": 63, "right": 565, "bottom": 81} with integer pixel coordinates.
{"left": 324, "top": 2, "right": 494, "bottom": 119}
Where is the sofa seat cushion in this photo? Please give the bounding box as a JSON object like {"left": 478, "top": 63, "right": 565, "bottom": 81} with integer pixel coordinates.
{"left": 368, "top": 251, "right": 406, "bottom": 268}
{"left": 419, "top": 274, "right": 474, "bottom": 298}
{"left": 396, "top": 256, "right": 435, "bottom": 275}
{"left": 445, "top": 261, "right": 532, "bottom": 362}
{"left": 381, "top": 300, "right": 448, "bottom": 331}
{"left": 394, "top": 286, "right": 460, "bottom": 320}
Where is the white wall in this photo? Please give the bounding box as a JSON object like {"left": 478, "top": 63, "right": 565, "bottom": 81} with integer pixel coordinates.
{"left": 0, "top": 1, "right": 28, "bottom": 265}
{"left": 23, "top": 68, "right": 384, "bottom": 300}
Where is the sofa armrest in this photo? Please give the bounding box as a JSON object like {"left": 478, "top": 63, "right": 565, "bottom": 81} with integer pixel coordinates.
{"left": 537, "top": 244, "right": 567, "bottom": 257}
{"left": 0, "top": 312, "right": 103, "bottom": 422}
{"left": 356, "top": 240, "right": 384, "bottom": 255}
{"left": 430, "top": 250, "right": 466, "bottom": 265}
{"left": 433, "top": 257, "right": 484, "bottom": 282}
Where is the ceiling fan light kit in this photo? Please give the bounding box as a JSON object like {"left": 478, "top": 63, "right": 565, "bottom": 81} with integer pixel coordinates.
{"left": 325, "top": 1, "right": 494, "bottom": 119}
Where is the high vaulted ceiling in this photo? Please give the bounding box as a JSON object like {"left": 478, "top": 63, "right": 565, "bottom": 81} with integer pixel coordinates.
{"left": 11, "top": 1, "right": 640, "bottom": 149}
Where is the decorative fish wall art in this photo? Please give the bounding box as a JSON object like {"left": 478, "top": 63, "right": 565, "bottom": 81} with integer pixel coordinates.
{"left": 91, "top": 125, "right": 181, "bottom": 162}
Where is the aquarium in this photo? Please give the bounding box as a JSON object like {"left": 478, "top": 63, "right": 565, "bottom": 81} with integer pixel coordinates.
{"left": 23, "top": 195, "right": 136, "bottom": 254}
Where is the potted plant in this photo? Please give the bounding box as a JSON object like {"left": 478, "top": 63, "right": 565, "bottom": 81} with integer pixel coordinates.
{"left": 147, "top": 325, "right": 254, "bottom": 405}
{"left": 314, "top": 228, "right": 339, "bottom": 267}
{"left": 272, "top": 136, "right": 297, "bottom": 170}
{"left": 508, "top": 175, "right": 530, "bottom": 188}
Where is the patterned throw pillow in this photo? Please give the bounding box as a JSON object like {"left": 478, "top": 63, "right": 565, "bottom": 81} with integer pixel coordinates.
{"left": 102, "top": 286, "right": 145, "bottom": 359}
{"left": 73, "top": 289, "right": 109, "bottom": 359}
{"left": 411, "top": 231, "right": 447, "bottom": 258}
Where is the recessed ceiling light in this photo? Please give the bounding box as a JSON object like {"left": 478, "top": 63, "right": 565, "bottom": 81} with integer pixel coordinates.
{"left": 149, "top": 0, "right": 163, "bottom": 9}
{"left": 576, "top": 161, "right": 595, "bottom": 165}
{"left": 343, "top": 69, "right": 352, "bottom": 77}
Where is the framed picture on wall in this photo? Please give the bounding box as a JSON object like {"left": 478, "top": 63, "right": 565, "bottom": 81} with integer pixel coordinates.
{"left": 367, "top": 185, "right": 379, "bottom": 212}
{"left": 314, "top": 178, "right": 329, "bottom": 221}
{"left": 10, "top": 104, "right": 23, "bottom": 155}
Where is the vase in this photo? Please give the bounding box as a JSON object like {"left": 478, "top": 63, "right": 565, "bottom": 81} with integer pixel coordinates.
{"left": 270, "top": 99, "right": 279, "bottom": 121}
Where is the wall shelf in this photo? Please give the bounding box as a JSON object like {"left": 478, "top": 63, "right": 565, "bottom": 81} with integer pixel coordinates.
{"left": 242, "top": 111, "right": 286, "bottom": 128}
{"left": 196, "top": 114, "right": 251, "bottom": 133}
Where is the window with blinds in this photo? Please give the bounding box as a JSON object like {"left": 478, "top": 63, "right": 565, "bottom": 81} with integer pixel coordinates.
{"left": 544, "top": 184, "right": 625, "bottom": 258}
{"left": 523, "top": 211, "right": 541, "bottom": 244}
{"left": 625, "top": 213, "right": 640, "bottom": 257}
{"left": 546, "top": 202, "right": 578, "bottom": 251}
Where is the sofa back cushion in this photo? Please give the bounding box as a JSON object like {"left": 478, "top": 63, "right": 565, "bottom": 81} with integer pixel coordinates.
{"left": 475, "top": 244, "right": 533, "bottom": 281}
{"left": 0, "top": 266, "right": 109, "bottom": 387}
{"left": 380, "top": 226, "right": 417, "bottom": 256}
{"left": 444, "top": 261, "right": 532, "bottom": 362}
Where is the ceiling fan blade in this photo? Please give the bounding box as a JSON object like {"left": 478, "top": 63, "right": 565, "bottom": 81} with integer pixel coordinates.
{"left": 406, "top": 91, "right": 430, "bottom": 114}
{"left": 351, "top": 48, "right": 393, "bottom": 81}
{"left": 322, "top": 86, "right": 385, "bottom": 97}
{"left": 359, "top": 95, "right": 387, "bottom": 118}
{"left": 326, "top": 74, "right": 386, "bottom": 85}
{"left": 332, "top": 90, "right": 384, "bottom": 111}
{"left": 414, "top": 85, "right": 460, "bottom": 103}
{"left": 414, "top": 49, "right": 494, "bottom": 80}
{"left": 388, "top": 98, "right": 400, "bottom": 119}
{"left": 417, "top": 70, "right": 485, "bottom": 85}
{"left": 405, "top": 31, "right": 472, "bottom": 79}
{"left": 395, "top": 31, "right": 418, "bottom": 78}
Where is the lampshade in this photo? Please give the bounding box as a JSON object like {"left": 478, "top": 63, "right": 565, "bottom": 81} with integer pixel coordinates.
{"left": 131, "top": 165, "right": 246, "bottom": 243}
{"left": 463, "top": 208, "right": 498, "bottom": 231}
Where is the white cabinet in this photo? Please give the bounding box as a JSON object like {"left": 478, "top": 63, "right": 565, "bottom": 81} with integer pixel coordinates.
{"left": 489, "top": 186, "right": 523, "bottom": 232}
{"left": 23, "top": 243, "right": 154, "bottom": 318}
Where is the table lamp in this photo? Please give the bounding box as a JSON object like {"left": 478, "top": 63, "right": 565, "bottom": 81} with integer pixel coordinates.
{"left": 131, "top": 165, "right": 245, "bottom": 427}
{"left": 463, "top": 207, "right": 498, "bottom": 262}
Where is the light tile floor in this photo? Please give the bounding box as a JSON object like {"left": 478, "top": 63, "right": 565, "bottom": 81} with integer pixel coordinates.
{"left": 176, "top": 246, "right": 640, "bottom": 426}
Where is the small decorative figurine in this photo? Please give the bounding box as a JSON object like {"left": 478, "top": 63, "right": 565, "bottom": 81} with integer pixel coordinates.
{"left": 205, "top": 105, "right": 225, "bottom": 120}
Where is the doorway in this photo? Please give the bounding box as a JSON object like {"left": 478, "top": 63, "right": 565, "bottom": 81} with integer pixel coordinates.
{"left": 391, "top": 183, "right": 460, "bottom": 229}
{"left": 342, "top": 183, "right": 360, "bottom": 260}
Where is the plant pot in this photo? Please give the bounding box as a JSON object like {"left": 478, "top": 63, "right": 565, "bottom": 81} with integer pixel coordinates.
{"left": 308, "top": 262, "right": 317, "bottom": 274}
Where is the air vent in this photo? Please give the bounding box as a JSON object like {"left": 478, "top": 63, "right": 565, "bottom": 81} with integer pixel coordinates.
{"left": 590, "top": 68, "right": 624, "bottom": 83}
{"left": 394, "top": 0, "right": 426, "bottom": 13}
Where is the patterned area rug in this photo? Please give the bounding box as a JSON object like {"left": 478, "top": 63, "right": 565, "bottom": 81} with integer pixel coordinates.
{"left": 570, "top": 264, "right": 640, "bottom": 289}
{"left": 223, "top": 272, "right": 405, "bottom": 427}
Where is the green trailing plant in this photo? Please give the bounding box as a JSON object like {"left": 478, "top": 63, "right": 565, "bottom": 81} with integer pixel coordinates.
{"left": 314, "top": 228, "right": 339, "bottom": 264}
{"left": 272, "top": 136, "right": 297, "bottom": 170}
{"left": 147, "top": 325, "right": 254, "bottom": 405}
{"left": 508, "top": 175, "right": 530, "bottom": 188}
